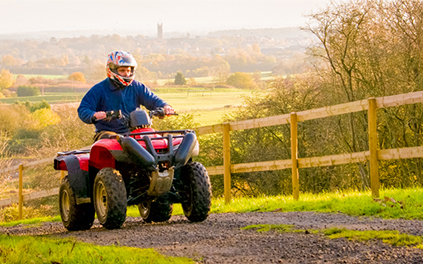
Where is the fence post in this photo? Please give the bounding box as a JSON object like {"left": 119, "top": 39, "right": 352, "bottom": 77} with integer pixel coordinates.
{"left": 368, "top": 98, "right": 380, "bottom": 197}
{"left": 290, "top": 112, "right": 299, "bottom": 200}
{"left": 18, "top": 164, "right": 23, "bottom": 220}
{"left": 223, "top": 122, "right": 231, "bottom": 204}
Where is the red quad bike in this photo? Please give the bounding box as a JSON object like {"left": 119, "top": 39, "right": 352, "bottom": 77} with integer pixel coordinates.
{"left": 54, "top": 108, "right": 212, "bottom": 230}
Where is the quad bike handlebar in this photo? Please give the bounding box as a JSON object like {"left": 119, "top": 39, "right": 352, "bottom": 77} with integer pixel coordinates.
{"left": 95, "top": 108, "right": 177, "bottom": 122}
{"left": 106, "top": 110, "right": 122, "bottom": 119}
{"left": 149, "top": 107, "right": 178, "bottom": 118}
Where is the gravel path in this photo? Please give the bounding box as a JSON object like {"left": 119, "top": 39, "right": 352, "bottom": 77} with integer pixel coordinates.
{"left": 2, "top": 212, "right": 423, "bottom": 263}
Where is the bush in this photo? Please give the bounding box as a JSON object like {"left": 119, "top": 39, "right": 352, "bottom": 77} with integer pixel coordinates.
{"left": 152, "top": 113, "right": 199, "bottom": 131}
{"left": 0, "top": 204, "right": 55, "bottom": 222}
{"left": 1, "top": 89, "right": 16, "bottom": 98}
{"left": 174, "top": 71, "right": 187, "bottom": 85}
{"left": 226, "top": 72, "right": 257, "bottom": 89}
{"left": 16, "top": 86, "right": 40, "bottom": 97}
{"left": 68, "top": 72, "right": 86, "bottom": 83}
{"left": 14, "top": 100, "right": 50, "bottom": 113}
{"left": 0, "top": 104, "right": 32, "bottom": 135}
{"left": 32, "top": 108, "right": 61, "bottom": 127}
{"left": 26, "top": 104, "right": 94, "bottom": 158}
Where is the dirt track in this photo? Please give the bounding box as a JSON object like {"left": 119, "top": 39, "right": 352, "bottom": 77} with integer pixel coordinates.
{"left": 2, "top": 212, "right": 423, "bottom": 263}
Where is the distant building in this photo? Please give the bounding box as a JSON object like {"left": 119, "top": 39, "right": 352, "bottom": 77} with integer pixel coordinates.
{"left": 157, "top": 23, "right": 163, "bottom": 39}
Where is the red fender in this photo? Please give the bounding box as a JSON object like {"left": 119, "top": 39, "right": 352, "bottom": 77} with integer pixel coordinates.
{"left": 89, "top": 139, "right": 122, "bottom": 169}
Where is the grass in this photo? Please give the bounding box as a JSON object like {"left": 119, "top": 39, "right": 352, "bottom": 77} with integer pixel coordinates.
{"left": 242, "top": 224, "right": 423, "bottom": 248}
{"left": 324, "top": 228, "right": 422, "bottom": 247}
{"left": 0, "top": 215, "right": 61, "bottom": 227}
{"left": 0, "top": 235, "right": 193, "bottom": 264}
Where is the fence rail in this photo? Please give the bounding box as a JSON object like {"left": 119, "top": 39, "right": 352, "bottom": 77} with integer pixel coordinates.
{"left": 2, "top": 90, "right": 423, "bottom": 213}
{"left": 205, "top": 146, "right": 423, "bottom": 175}
{"left": 0, "top": 187, "right": 59, "bottom": 208}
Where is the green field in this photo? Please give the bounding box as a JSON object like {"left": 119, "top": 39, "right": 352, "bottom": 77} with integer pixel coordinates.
{"left": 0, "top": 92, "right": 84, "bottom": 104}
{"left": 0, "top": 89, "right": 252, "bottom": 126}
{"left": 157, "top": 91, "right": 249, "bottom": 110}
{"left": 186, "top": 107, "right": 235, "bottom": 126}
{"left": 12, "top": 71, "right": 277, "bottom": 84}
{"left": 0, "top": 89, "right": 251, "bottom": 110}
{"left": 156, "top": 71, "right": 276, "bottom": 85}
{"left": 13, "top": 74, "right": 68, "bottom": 80}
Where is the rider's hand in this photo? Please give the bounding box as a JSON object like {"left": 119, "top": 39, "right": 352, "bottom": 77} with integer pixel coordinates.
{"left": 93, "top": 111, "right": 107, "bottom": 121}
{"left": 163, "top": 105, "right": 175, "bottom": 115}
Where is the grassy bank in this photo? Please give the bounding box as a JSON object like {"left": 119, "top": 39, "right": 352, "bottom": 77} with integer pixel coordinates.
{"left": 1, "top": 187, "right": 422, "bottom": 263}
{"left": 3, "top": 187, "right": 422, "bottom": 228}
{"left": 208, "top": 188, "right": 423, "bottom": 220}
{"left": 126, "top": 187, "right": 423, "bottom": 220}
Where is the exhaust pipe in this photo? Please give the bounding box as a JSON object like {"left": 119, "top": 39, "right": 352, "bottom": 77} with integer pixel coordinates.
{"left": 174, "top": 132, "right": 197, "bottom": 166}
{"left": 118, "top": 136, "right": 157, "bottom": 170}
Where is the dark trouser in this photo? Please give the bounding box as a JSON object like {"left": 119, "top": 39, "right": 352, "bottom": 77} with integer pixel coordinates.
{"left": 93, "top": 131, "right": 118, "bottom": 142}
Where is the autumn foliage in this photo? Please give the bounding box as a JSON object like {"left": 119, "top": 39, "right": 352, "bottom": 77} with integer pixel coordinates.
{"left": 68, "top": 72, "right": 86, "bottom": 83}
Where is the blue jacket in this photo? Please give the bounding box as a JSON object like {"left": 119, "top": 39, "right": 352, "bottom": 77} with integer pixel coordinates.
{"left": 78, "top": 78, "right": 168, "bottom": 133}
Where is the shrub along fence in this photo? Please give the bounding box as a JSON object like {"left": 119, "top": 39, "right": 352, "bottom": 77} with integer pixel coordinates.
{"left": 0, "top": 158, "right": 61, "bottom": 219}
{"left": 1, "top": 91, "right": 423, "bottom": 218}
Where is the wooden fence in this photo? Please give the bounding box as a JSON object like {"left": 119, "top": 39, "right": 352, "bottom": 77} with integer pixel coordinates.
{"left": 1, "top": 91, "right": 423, "bottom": 215}
{"left": 196, "top": 91, "right": 423, "bottom": 203}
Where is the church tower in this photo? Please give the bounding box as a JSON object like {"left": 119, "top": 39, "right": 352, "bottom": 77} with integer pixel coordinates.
{"left": 157, "top": 23, "right": 163, "bottom": 39}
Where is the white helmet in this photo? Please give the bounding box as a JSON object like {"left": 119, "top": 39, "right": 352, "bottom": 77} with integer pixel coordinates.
{"left": 106, "top": 51, "right": 138, "bottom": 86}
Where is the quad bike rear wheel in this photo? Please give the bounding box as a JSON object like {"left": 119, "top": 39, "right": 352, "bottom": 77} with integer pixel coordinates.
{"left": 138, "top": 197, "right": 173, "bottom": 223}
{"left": 180, "top": 161, "right": 211, "bottom": 222}
{"left": 59, "top": 176, "right": 95, "bottom": 231}
{"left": 93, "top": 168, "right": 127, "bottom": 229}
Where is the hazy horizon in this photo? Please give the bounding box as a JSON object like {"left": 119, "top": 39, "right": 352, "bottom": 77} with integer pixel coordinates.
{"left": 1, "top": 0, "right": 333, "bottom": 38}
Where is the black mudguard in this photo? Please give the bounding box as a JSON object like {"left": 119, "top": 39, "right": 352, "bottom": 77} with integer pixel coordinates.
{"left": 55, "top": 155, "right": 91, "bottom": 204}
{"left": 174, "top": 132, "right": 197, "bottom": 166}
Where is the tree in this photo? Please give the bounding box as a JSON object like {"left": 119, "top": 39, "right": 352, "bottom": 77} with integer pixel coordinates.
{"left": 68, "top": 72, "right": 86, "bottom": 83}
{"left": 2, "top": 55, "right": 17, "bottom": 66}
{"left": 136, "top": 66, "right": 154, "bottom": 81}
{"left": 304, "top": 0, "right": 423, "bottom": 188}
{"left": 15, "top": 75, "right": 29, "bottom": 86}
{"left": 0, "top": 69, "right": 14, "bottom": 91}
{"left": 226, "top": 72, "right": 256, "bottom": 89}
{"left": 17, "top": 86, "right": 40, "bottom": 97}
{"left": 252, "top": 43, "right": 261, "bottom": 54}
{"left": 84, "top": 61, "right": 105, "bottom": 81}
{"left": 211, "top": 62, "right": 231, "bottom": 85}
{"left": 174, "top": 71, "right": 187, "bottom": 85}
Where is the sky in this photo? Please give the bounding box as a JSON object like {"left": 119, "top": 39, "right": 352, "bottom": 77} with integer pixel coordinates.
{"left": 0, "top": 0, "right": 333, "bottom": 37}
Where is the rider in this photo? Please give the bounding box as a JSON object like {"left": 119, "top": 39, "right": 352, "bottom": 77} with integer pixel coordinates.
{"left": 78, "top": 51, "right": 174, "bottom": 141}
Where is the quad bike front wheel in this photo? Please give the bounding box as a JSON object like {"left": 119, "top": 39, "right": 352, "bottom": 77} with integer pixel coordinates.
{"left": 93, "top": 168, "right": 127, "bottom": 229}
{"left": 59, "top": 176, "right": 95, "bottom": 231}
{"left": 180, "top": 161, "right": 212, "bottom": 222}
{"left": 138, "top": 197, "right": 173, "bottom": 223}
